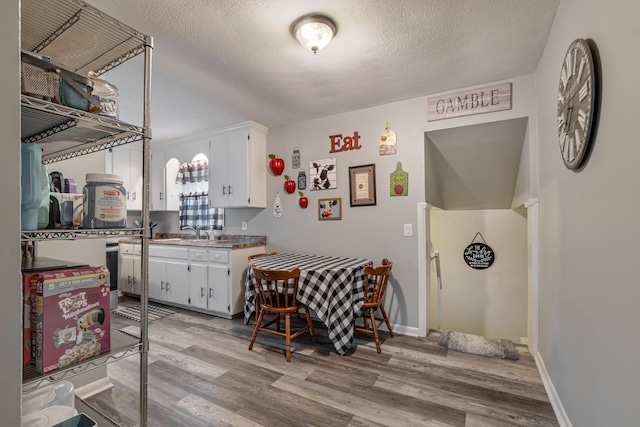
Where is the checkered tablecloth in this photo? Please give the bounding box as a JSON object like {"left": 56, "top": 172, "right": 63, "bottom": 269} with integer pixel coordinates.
{"left": 244, "top": 253, "right": 372, "bottom": 355}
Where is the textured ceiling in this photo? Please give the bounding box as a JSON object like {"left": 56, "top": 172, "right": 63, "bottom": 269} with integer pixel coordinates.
{"left": 85, "top": 0, "right": 559, "bottom": 142}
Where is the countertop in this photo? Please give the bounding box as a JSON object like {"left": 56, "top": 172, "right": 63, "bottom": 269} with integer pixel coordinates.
{"left": 118, "top": 234, "right": 267, "bottom": 249}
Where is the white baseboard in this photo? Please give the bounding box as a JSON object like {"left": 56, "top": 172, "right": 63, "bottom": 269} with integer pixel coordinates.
{"left": 534, "top": 352, "right": 572, "bottom": 427}
{"left": 73, "top": 377, "right": 113, "bottom": 400}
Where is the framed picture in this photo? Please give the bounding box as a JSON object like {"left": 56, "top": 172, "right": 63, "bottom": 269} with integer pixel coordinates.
{"left": 318, "top": 198, "right": 342, "bottom": 221}
{"left": 310, "top": 158, "right": 337, "bottom": 190}
{"left": 349, "top": 164, "right": 376, "bottom": 207}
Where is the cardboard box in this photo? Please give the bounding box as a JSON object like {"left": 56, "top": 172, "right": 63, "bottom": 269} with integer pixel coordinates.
{"left": 33, "top": 266, "right": 111, "bottom": 374}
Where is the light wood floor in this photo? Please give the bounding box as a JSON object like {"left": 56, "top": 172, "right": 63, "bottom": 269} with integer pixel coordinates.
{"left": 86, "top": 297, "right": 559, "bottom": 426}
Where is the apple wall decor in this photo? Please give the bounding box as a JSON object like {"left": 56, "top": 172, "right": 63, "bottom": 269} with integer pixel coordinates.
{"left": 268, "top": 154, "right": 285, "bottom": 176}
{"left": 379, "top": 122, "right": 397, "bottom": 155}
{"left": 389, "top": 161, "right": 408, "bottom": 196}
{"left": 298, "top": 191, "right": 308, "bottom": 208}
{"left": 283, "top": 175, "right": 296, "bottom": 194}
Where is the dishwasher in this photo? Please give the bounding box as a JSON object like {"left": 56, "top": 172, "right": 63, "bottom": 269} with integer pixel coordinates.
{"left": 106, "top": 241, "right": 119, "bottom": 310}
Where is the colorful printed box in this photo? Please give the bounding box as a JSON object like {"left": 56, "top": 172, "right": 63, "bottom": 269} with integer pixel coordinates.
{"left": 33, "top": 266, "right": 111, "bottom": 374}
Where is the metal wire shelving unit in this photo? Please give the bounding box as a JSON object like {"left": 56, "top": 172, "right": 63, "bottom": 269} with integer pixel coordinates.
{"left": 20, "top": 0, "right": 152, "bottom": 425}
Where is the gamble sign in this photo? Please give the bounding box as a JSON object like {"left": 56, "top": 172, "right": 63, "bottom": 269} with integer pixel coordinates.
{"left": 463, "top": 242, "right": 495, "bottom": 270}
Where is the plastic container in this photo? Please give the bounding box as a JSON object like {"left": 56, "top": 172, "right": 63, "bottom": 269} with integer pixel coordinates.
{"left": 22, "top": 406, "right": 77, "bottom": 427}
{"left": 88, "top": 72, "right": 119, "bottom": 119}
{"left": 21, "top": 144, "right": 43, "bottom": 230}
{"left": 22, "top": 380, "right": 75, "bottom": 415}
{"left": 37, "top": 165, "right": 50, "bottom": 229}
{"left": 82, "top": 173, "right": 127, "bottom": 229}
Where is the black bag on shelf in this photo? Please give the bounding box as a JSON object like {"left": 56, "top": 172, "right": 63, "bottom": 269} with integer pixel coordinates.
{"left": 49, "top": 171, "right": 63, "bottom": 193}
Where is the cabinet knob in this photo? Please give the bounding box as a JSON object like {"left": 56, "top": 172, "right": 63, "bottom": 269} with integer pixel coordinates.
{"left": 228, "top": 185, "right": 232, "bottom": 194}
{"left": 201, "top": 287, "right": 205, "bottom": 297}
{"left": 160, "top": 281, "right": 165, "bottom": 290}
{"left": 166, "top": 282, "right": 170, "bottom": 291}
{"left": 160, "top": 192, "right": 164, "bottom": 200}
{"left": 209, "top": 289, "right": 214, "bottom": 299}
{"left": 222, "top": 186, "right": 227, "bottom": 195}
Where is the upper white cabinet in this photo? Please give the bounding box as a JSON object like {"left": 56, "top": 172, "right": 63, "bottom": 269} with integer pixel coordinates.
{"left": 149, "top": 121, "right": 267, "bottom": 210}
{"left": 110, "top": 144, "right": 143, "bottom": 210}
{"left": 209, "top": 121, "right": 267, "bottom": 208}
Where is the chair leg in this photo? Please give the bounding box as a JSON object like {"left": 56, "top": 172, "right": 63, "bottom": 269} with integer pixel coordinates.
{"left": 379, "top": 305, "right": 395, "bottom": 337}
{"left": 369, "top": 307, "right": 382, "bottom": 353}
{"left": 304, "top": 306, "right": 316, "bottom": 343}
{"left": 249, "top": 308, "right": 266, "bottom": 350}
{"left": 285, "top": 313, "right": 292, "bottom": 362}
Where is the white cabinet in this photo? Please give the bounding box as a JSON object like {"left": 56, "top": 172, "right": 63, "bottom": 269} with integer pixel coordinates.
{"left": 111, "top": 145, "right": 143, "bottom": 210}
{"left": 209, "top": 122, "right": 267, "bottom": 208}
{"left": 189, "top": 246, "right": 264, "bottom": 318}
{"left": 146, "top": 243, "right": 265, "bottom": 318}
{"left": 150, "top": 149, "right": 164, "bottom": 211}
{"left": 119, "top": 243, "right": 142, "bottom": 296}
{"left": 148, "top": 245, "right": 190, "bottom": 306}
{"left": 150, "top": 143, "right": 204, "bottom": 211}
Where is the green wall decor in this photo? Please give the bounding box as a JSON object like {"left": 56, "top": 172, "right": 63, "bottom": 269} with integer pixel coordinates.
{"left": 389, "top": 162, "right": 408, "bottom": 196}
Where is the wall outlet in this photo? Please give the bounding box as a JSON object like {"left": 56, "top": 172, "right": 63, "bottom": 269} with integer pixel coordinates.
{"left": 404, "top": 223, "right": 412, "bottom": 236}
{"left": 242, "top": 221, "right": 247, "bottom": 231}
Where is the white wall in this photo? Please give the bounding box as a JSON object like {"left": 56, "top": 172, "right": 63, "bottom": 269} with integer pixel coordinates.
{"left": 249, "top": 98, "right": 428, "bottom": 331}
{"left": 2, "top": 0, "right": 22, "bottom": 424}
{"left": 534, "top": 0, "right": 640, "bottom": 425}
{"left": 430, "top": 209, "right": 527, "bottom": 342}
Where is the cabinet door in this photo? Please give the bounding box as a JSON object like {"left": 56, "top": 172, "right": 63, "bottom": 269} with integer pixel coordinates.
{"left": 165, "top": 157, "right": 181, "bottom": 211}
{"left": 119, "top": 253, "right": 135, "bottom": 294}
{"left": 226, "top": 129, "right": 249, "bottom": 207}
{"left": 112, "top": 147, "right": 143, "bottom": 210}
{"left": 111, "top": 147, "right": 132, "bottom": 208}
{"left": 129, "top": 149, "right": 143, "bottom": 210}
{"left": 189, "top": 261, "right": 208, "bottom": 310}
{"left": 208, "top": 264, "right": 229, "bottom": 314}
{"left": 165, "top": 260, "right": 189, "bottom": 306}
{"left": 209, "top": 136, "right": 229, "bottom": 207}
{"left": 150, "top": 149, "right": 165, "bottom": 210}
{"left": 148, "top": 258, "right": 166, "bottom": 301}
{"left": 132, "top": 254, "right": 141, "bottom": 295}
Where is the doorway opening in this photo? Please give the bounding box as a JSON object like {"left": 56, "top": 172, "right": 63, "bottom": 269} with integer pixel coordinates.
{"left": 420, "top": 117, "right": 535, "bottom": 346}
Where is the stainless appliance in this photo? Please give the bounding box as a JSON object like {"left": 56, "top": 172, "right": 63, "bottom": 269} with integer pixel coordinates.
{"left": 106, "top": 241, "right": 119, "bottom": 310}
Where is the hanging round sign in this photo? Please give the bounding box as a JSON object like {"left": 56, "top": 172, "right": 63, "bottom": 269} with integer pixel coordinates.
{"left": 463, "top": 232, "right": 495, "bottom": 269}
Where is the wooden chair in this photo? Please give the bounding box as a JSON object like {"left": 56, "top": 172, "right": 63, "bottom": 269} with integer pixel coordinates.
{"left": 247, "top": 251, "right": 278, "bottom": 261}
{"left": 248, "top": 266, "right": 316, "bottom": 362}
{"left": 355, "top": 258, "right": 394, "bottom": 353}
{"left": 247, "top": 252, "right": 278, "bottom": 323}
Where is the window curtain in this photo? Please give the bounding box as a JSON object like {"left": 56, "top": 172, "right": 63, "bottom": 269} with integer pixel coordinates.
{"left": 176, "top": 159, "right": 224, "bottom": 230}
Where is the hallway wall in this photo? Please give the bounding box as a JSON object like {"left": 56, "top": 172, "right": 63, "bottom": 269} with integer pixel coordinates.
{"left": 430, "top": 209, "right": 527, "bottom": 342}
{"left": 534, "top": 0, "right": 640, "bottom": 425}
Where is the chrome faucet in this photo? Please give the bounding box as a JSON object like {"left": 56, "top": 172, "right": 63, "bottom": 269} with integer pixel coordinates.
{"left": 181, "top": 225, "right": 200, "bottom": 240}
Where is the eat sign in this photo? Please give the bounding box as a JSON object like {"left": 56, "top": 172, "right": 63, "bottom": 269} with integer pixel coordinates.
{"left": 329, "top": 131, "right": 362, "bottom": 153}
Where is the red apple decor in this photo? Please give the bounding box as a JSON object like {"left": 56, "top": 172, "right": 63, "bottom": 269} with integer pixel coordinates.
{"left": 268, "top": 154, "right": 285, "bottom": 176}
{"left": 283, "top": 175, "right": 296, "bottom": 194}
{"left": 298, "top": 191, "right": 308, "bottom": 208}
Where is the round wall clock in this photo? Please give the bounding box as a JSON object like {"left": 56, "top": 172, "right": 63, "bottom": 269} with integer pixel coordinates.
{"left": 557, "top": 38, "right": 597, "bottom": 170}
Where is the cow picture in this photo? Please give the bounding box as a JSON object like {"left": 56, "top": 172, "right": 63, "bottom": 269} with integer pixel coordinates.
{"left": 310, "top": 158, "right": 337, "bottom": 190}
{"left": 318, "top": 198, "right": 342, "bottom": 221}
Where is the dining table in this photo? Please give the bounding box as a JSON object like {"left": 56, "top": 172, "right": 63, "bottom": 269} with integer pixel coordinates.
{"left": 244, "top": 252, "right": 373, "bottom": 355}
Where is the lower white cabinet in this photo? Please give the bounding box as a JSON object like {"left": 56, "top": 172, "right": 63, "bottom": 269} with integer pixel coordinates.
{"left": 148, "top": 245, "right": 190, "bottom": 306}
{"left": 149, "top": 243, "right": 265, "bottom": 318}
{"left": 119, "top": 243, "right": 141, "bottom": 295}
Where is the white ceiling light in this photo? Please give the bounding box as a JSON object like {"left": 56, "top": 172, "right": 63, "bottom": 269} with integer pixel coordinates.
{"left": 291, "top": 14, "right": 337, "bottom": 54}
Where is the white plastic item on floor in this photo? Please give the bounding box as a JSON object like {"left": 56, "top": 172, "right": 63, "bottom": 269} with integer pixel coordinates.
{"left": 22, "top": 380, "right": 76, "bottom": 426}
{"left": 21, "top": 406, "right": 77, "bottom": 427}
